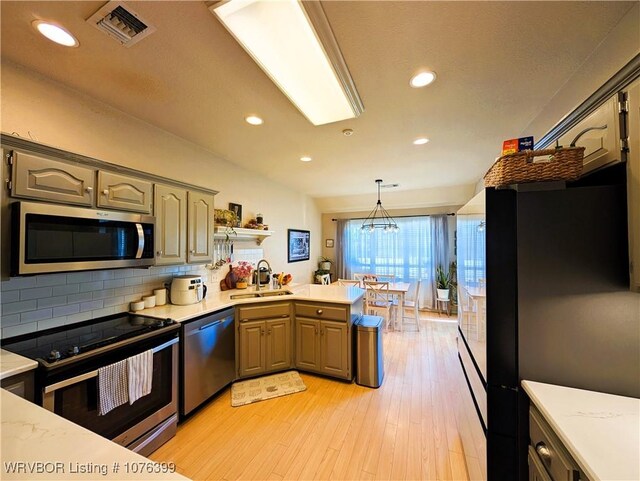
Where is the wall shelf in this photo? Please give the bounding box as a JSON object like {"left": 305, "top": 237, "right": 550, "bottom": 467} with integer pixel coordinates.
{"left": 214, "top": 226, "right": 274, "bottom": 245}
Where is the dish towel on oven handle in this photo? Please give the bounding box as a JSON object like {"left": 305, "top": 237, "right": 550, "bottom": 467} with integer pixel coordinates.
{"left": 98, "top": 359, "right": 129, "bottom": 416}
{"left": 127, "top": 349, "right": 153, "bottom": 404}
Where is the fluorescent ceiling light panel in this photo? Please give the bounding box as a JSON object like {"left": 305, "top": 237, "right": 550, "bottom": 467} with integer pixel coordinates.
{"left": 211, "top": 0, "right": 363, "bottom": 126}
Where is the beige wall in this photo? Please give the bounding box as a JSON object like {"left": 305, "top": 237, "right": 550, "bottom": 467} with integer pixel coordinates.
{"left": 1, "top": 60, "right": 322, "bottom": 285}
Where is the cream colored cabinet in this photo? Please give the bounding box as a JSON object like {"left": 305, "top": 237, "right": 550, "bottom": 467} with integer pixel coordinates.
{"left": 187, "top": 191, "right": 214, "bottom": 264}
{"left": 626, "top": 79, "right": 640, "bottom": 292}
{"left": 154, "top": 184, "right": 187, "bottom": 266}
{"left": 11, "top": 151, "right": 95, "bottom": 206}
{"left": 236, "top": 303, "right": 292, "bottom": 378}
{"left": 294, "top": 302, "right": 352, "bottom": 380}
{"left": 556, "top": 94, "right": 622, "bottom": 174}
{"left": 97, "top": 171, "right": 152, "bottom": 213}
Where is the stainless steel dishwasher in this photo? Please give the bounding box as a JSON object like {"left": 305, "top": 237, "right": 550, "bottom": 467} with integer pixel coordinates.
{"left": 181, "top": 307, "right": 235, "bottom": 416}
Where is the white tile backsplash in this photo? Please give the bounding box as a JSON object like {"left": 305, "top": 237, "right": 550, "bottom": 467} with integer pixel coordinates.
{"left": 1, "top": 264, "right": 209, "bottom": 338}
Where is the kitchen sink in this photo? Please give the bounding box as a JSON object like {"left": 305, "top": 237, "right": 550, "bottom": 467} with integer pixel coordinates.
{"left": 230, "top": 289, "right": 294, "bottom": 300}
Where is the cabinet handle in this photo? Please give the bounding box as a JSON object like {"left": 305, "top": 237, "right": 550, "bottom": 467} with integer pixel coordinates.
{"left": 315, "top": 328, "right": 318, "bottom": 335}
{"left": 316, "top": 309, "right": 323, "bottom": 315}
{"left": 102, "top": 189, "right": 109, "bottom": 195}
{"left": 85, "top": 187, "right": 93, "bottom": 194}
{"left": 535, "top": 442, "right": 552, "bottom": 466}
{"left": 261, "top": 328, "right": 265, "bottom": 336}
{"left": 320, "top": 328, "right": 324, "bottom": 336}
{"left": 268, "top": 329, "right": 272, "bottom": 335}
{"left": 569, "top": 125, "right": 607, "bottom": 147}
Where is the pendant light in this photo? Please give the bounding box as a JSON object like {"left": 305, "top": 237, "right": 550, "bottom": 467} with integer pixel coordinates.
{"left": 361, "top": 179, "right": 399, "bottom": 233}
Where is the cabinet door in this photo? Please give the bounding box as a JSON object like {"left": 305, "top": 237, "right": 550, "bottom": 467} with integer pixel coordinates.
{"left": 627, "top": 80, "right": 640, "bottom": 292}
{"left": 97, "top": 171, "right": 152, "bottom": 213}
{"left": 188, "top": 191, "right": 213, "bottom": 263}
{"left": 295, "top": 318, "right": 320, "bottom": 371}
{"left": 154, "top": 185, "right": 187, "bottom": 265}
{"left": 239, "top": 320, "right": 266, "bottom": 378}
{"left": 12, "top": 151, "right": 95, "bottom": 206}
{"left": 266, "top": 317, "right": 291, "bottom": 372}
{"left": 320, "top": 320, "right": 349, "bottom": 378}
{"left": 556, "top": 94, "right": 621, "bottom": 174}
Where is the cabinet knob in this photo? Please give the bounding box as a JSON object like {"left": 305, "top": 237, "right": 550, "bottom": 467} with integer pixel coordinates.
{"left": 157, "top": 250, "right": 163, "bottom": 256}
{"left": 535, "top": 442, "right": 552, "bottom": 465}
{"left": 315, "top": 328, "right": 318, "bottom": 335}
{"left": 261, "top": 328, "right": 265, "bottom": 336}
{"left": 268, "top": 329, "right": 272, "bottom": 335}
{"left": 316, "top": 309, "right": 323, "bottom": 315}
{"left": 102, "top": 189, "right": 109, "bottom": 195}
{"left": 85, "top": 186, "right": 93, "bottom": 193}
{"left": 320, "top": 328, "right": 324, "bottom": 336}
{"left": 190, "top": 249, "right": 195, "bottom": 254}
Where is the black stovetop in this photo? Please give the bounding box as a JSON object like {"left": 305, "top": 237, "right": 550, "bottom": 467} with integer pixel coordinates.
{"left": 1, "top": 313, "right": 178, "bottom": 368}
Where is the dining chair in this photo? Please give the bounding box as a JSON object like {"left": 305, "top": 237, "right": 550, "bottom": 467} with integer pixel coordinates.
{"left": 316, "top": 273, "right": 331, "bottom": 285}
{"left": 337, "top": 279, "right": 361, "bottom": 287}
{"left": 363, "top": 281, "right": 394, "bottom": 329}
{"left": 398, "top": 280, "right": 421, "bottom": 332}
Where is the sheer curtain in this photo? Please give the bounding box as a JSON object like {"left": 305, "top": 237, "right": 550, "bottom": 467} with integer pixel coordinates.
{"left": 456, "top": 215, "right": 486, "bottom": 289}
{"left": 340, "top": 215, "right": 450, "bottom": 309}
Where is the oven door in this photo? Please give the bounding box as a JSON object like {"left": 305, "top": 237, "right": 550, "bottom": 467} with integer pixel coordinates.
{"left": 42, "top": 336, "right": 177, "bottom": 451}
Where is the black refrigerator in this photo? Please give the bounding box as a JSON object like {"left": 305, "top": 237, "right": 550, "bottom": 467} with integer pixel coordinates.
{"left": 457, "top": 162, "right": 640, "bottom": 480}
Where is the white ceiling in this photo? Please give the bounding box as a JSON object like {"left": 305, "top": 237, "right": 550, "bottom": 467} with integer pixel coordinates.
{"left": 0, "top": 1, "right": 635, "bottom": 211}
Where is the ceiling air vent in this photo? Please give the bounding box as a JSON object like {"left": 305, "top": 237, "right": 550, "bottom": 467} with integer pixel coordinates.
{"left": 87, "top": 1, "right": 156, "bottom": 47}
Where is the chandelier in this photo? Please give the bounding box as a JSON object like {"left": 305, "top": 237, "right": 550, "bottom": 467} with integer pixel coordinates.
{"left": 361, "top": 179, "right": 399, "bottom": 233}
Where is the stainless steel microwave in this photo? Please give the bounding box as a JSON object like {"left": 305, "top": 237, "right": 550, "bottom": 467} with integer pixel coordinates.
{"left": 11, "top": 201, "right": 155, "bottom": 275}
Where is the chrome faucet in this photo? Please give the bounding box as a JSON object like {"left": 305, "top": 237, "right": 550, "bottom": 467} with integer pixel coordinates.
{"left": 255, "top": 259, "right": 272, "bottom": 291}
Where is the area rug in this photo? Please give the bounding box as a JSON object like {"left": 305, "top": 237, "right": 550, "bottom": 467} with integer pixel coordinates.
{"left": 231, "top": 370, "right": 307, "bottom": 407}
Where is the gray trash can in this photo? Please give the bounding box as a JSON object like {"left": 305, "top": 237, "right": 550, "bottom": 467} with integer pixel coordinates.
{"left": 356, "top": 315, "right": 384, "bottom": 388}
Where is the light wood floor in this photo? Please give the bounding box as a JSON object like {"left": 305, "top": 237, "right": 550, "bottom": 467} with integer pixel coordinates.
{"left": 151, "top": 313, "right": 469, "bottom": 481}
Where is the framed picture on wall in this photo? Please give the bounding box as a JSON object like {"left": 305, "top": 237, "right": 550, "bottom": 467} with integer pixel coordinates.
{"left": 325, "top": 239, "right": 334, "bottom": 248}
{"left": 288, "top": 229, "right": 310, "bottom": 263}
{"left": 228, "top": 203, "right": 242, "bottom": 227}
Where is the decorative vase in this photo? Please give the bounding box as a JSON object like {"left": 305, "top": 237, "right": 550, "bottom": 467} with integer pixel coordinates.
{"left": 236, "top": 280, "right": 248, "bottom": 289}
{"left": 436, "top": 288, "right": 450, "bottom": 300}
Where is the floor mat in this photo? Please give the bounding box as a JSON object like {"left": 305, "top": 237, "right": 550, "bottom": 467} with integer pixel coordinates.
{"left": 231, "top": 370, "right": 307, "bottom": 407}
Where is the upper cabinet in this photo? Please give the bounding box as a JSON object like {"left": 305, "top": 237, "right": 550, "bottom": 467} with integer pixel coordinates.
{"left": 626, "top": 79, "right": 639, "bottom": 292}
{"left": 188, "top": 191, "right": 214, "bottom": 264}
{"left": 11, "top": 151, "right": 95, "bottom": 206}
{"left": 154, "top": 184, "right": 187, "bottom": 266}
{"left": 556, "top": 94, "right": 622, "bottom": 174}
{"left": 97, "top": 171, "right": 152, "bottom": 213}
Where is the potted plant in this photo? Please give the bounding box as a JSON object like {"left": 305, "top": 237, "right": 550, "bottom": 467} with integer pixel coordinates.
{"left": 232, "top": 261, "right": 253, "bottom": 289}
{"left": 318, "top": 256, "right": 333, "bottom": 271}
{"left": 436, "top": 264, "right": 451, "bottom": 300}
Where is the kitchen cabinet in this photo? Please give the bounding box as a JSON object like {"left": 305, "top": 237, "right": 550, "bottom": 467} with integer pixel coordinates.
{"left": 528, "top": 406, "right": 590, "bottom": 481}
{"left": 154, "top": 184, "right": 187, "bottom": 266}
{"left": 187, "top": 191, "right": 214, "bottom": 264}
{"left": 97, "top": 171, "right": 152, "bottom": 213}
{"left": 1, "top": 370, "right": 34, "bottom": 402}
{"left": 626, "top": 79, "right": 640, "bottom": 292}
{"left": 294, "top": 301, "right": 352, "bottom": 380}
{"left": 236, "top": 302, "right": 292, "bottom": 378}
{"left": 556, "top": 93, "right": 623, "bottom": 174}
{"left": 11, "top": 151, "right": 95, "bottom": 206}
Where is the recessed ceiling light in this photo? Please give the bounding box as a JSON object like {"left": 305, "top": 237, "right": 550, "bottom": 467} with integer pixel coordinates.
{"left": 410, "top": 71, "right": 436, "bottom": 88}
{"left": 245, "top": 115, "right": 263, "bottom": 125}
{"left": 300, "top": 156, "right": 312, "bottom": 162}
{"left": 413, "top": 138, "right": 430, "bottom": 145}
{"left": 342, "top": 129, "right": 354, "bottom": 137}
{"left": 32, "top": 20, "right": 79, "bottom": 47}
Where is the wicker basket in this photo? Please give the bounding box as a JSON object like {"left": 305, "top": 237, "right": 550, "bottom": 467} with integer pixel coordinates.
{"left": 484, "top": 147, "right": 585, "bottom": 187}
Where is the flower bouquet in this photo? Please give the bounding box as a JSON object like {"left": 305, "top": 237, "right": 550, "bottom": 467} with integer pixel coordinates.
{"left": 232, "top": 261, "right": 254, "bottom": 289}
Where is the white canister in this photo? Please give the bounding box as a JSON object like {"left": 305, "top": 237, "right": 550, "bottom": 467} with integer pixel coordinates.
{"left": 130, "top": 300, "right": 145, "bottom": 312}
{"left": 154, "top": 288, "right": 167, "bottom": 306}
{"left": 143, "top": 295, "right": 156, "bottom": 308}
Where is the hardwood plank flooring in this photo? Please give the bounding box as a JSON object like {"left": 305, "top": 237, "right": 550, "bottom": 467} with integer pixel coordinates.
{"left": 150, "top": 313, "right": 470, "bottom": 481}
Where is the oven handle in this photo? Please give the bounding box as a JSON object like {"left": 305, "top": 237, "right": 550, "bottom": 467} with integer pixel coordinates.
{"left": 43, "top": 337, "right": 179, "bottom": 395}
{"left": 135, "top": 223, "right": 145, "bottom": 259}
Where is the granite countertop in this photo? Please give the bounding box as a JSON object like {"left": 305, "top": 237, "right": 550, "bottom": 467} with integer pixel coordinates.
{"left": 0, "top": 349, "right": 38, "bottom": 380}
{"left": 522, "top": 380, "right": 640, "bottom": 481}
{"left": 137, "top": 283, "right": 365, "bottom": 323}
{"left": 1, "top": 389, "right": 189, "bottom": 480}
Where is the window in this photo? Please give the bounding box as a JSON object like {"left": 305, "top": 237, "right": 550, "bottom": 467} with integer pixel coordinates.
{"left": 343, "top": 216, "right": 437, "bottom": 282}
